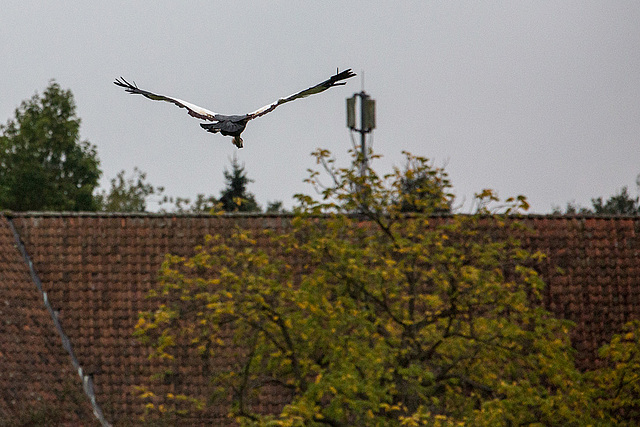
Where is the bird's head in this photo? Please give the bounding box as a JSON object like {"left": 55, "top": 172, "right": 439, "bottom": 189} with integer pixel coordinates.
{"left": 232, "top": 136, "right": 243, "bottom": 149}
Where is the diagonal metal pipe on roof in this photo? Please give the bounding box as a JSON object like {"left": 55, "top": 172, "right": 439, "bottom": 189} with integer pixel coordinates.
{"left": 6, "top": 216, "right": 112, "bottom": 427}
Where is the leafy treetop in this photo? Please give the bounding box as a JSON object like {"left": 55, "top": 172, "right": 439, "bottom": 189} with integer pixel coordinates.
{"left": 96, "top": 167, "right": 165, "bottom": 212}
{"left": 0, "top": 81, "right": 101, "bottom": 211}
{"left": 554, "top": 184, "right": 640, "bottom": 216}
{"left": 135, "top": 147, "right": 632, "bottom": 425}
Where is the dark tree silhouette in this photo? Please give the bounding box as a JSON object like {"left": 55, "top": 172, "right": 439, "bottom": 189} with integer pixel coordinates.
{"left": 218, "top": 156, "right": 260, "bottom": 212}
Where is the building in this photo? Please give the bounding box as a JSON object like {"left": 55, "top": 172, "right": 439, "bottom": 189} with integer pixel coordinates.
{"left": 1, "top": 213, "right": 639, "bottom": 425}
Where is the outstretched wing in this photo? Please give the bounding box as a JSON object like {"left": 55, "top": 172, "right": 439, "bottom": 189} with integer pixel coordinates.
{"left": 246, "top": 68, "right": 356, "bottom": 120}
{"left": 114, "top": 77, "right": 221, "bottom": 122}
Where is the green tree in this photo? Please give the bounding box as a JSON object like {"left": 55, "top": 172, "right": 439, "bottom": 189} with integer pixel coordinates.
{"left": 396, "top": 154, "right": 452, "bottom": 213}
{"left": 0, "top": 81, "right": 101, "bottom": 211}
{"left": 135, "top": 148, "right": 604, "bottom": 425}
{"left": 552, "top": 201, "right": 592, "bottom": 215}
{"left": 587, "top": 320, "right": 640, "bottom": 424}
{"left": 554, "top": 185, "right": 640, "bottom": 215}
{"left": 591, "top": 186, "right": 640, "bottom": 215}
{"left": 158, "top": 156, "right": 266, "bottom": 214}
{"left": 265, "top": 200, "right": 287, "bottom": 214}
{"left": 169, "top": 194, "right": 220, "bottom": 213}
{"left": 218, "top": 156, "right": 260, "bottom": 212}
{"left": 96, "top": 167, "right": 165, "bottom": 212}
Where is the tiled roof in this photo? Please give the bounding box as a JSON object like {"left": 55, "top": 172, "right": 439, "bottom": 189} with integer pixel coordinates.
{"left": 6, "top": 213, "right": 291, "bottom": 426}
{"left": 0, "top": 215, "right": 96, "bottom": 425}
{"left": 521, "top": 216, "right": 640, "bottom": 370}
{"left": 2, "top": 213, "right": 640, "bottom": 425}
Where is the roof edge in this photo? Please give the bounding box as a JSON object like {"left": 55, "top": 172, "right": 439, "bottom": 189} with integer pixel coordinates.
{"left": 2, "top": 211, "right": 296, "bottom": 218}
{"left": 2, "top": 211, "right": 640, "bottom": 220}
{"left": 5, "top": 216, "right": 112, "bottom": 426}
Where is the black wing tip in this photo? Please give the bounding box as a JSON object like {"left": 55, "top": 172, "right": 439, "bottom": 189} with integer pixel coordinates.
{"left": 322, "top": 69, "right": 356, "bottom": 88}
{"left": 336, "top": 68, "right": 356, "bottom": 77}
{"left": 113, "top": 77, "right": 138, "bottom": 92}
{"left": 331, "top": 68, "right": 356, "bottom": 84}
{"left": 113, "top": 76, "right": 128, "bottom": 87}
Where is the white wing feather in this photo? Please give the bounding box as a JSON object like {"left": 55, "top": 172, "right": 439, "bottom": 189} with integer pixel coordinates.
{"left": 246, "top": 69, "right": 355, "bottom": 120}
{"left": 115, "top": 69, "right": 355, "bottom": 124}
{"left": 114, "top": 78, "right": 220, "bottom": 121}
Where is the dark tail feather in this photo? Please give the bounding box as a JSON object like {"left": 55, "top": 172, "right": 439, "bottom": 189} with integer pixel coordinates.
{"left": 200, "top": 122, "right": 222, "bottom": 133}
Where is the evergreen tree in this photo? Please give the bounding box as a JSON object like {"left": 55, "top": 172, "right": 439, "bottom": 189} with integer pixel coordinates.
{"left": 218, "top": 156, "right": 260, "bottom": 212}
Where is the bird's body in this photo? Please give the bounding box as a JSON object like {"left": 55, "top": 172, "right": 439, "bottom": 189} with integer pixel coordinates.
{"left": 200, "top": 115, "right": 249, "bottom": 147}
{"left": 114, "top": 69, "right": 355, "bottom": 148}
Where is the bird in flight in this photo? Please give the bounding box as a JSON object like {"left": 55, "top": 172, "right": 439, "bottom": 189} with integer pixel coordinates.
{"left": 114, "top": 69, "right": 355, "bottom": 148}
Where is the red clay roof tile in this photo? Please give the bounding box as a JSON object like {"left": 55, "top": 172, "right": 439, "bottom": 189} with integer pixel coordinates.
{"left": 2, "top": 213, "right": 640, "bottom": 424}
{"left": 0, "top": 215, "right": 96, "bottom": 424}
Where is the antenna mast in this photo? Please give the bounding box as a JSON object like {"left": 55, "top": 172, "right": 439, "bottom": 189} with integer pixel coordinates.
{"left": 346, "top": 72, "right": 376, "bottom": 179}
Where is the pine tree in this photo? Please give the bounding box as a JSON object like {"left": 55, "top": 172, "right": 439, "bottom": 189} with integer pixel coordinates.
{"left": 218, "top": 156, "right": 260, "bottom": 212}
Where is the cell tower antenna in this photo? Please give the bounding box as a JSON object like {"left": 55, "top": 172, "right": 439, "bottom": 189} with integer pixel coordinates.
{"left": 346, "top": 72, "right": 376, "bottom": 188}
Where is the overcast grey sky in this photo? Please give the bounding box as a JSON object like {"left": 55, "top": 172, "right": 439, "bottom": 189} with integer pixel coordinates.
{"left": 2, "top": 1, "right": 640, "bottom": 212}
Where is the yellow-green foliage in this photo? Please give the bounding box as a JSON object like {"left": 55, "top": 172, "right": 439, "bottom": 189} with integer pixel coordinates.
{"left": 587, "top": 320, "right": 640, "bottom": 425}
{"left": 135, "top": 148, "right": 630, "bottom": 426}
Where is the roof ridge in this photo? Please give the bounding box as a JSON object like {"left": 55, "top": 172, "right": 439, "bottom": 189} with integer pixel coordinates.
{"left": 2, "top": 211, "right": 640, "bottom": 220}
{"left": 6, "top": 217, "right": 112, "bottom": 427}
{"left": 2, "top": 211, "right": 296, "bottom": 218}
